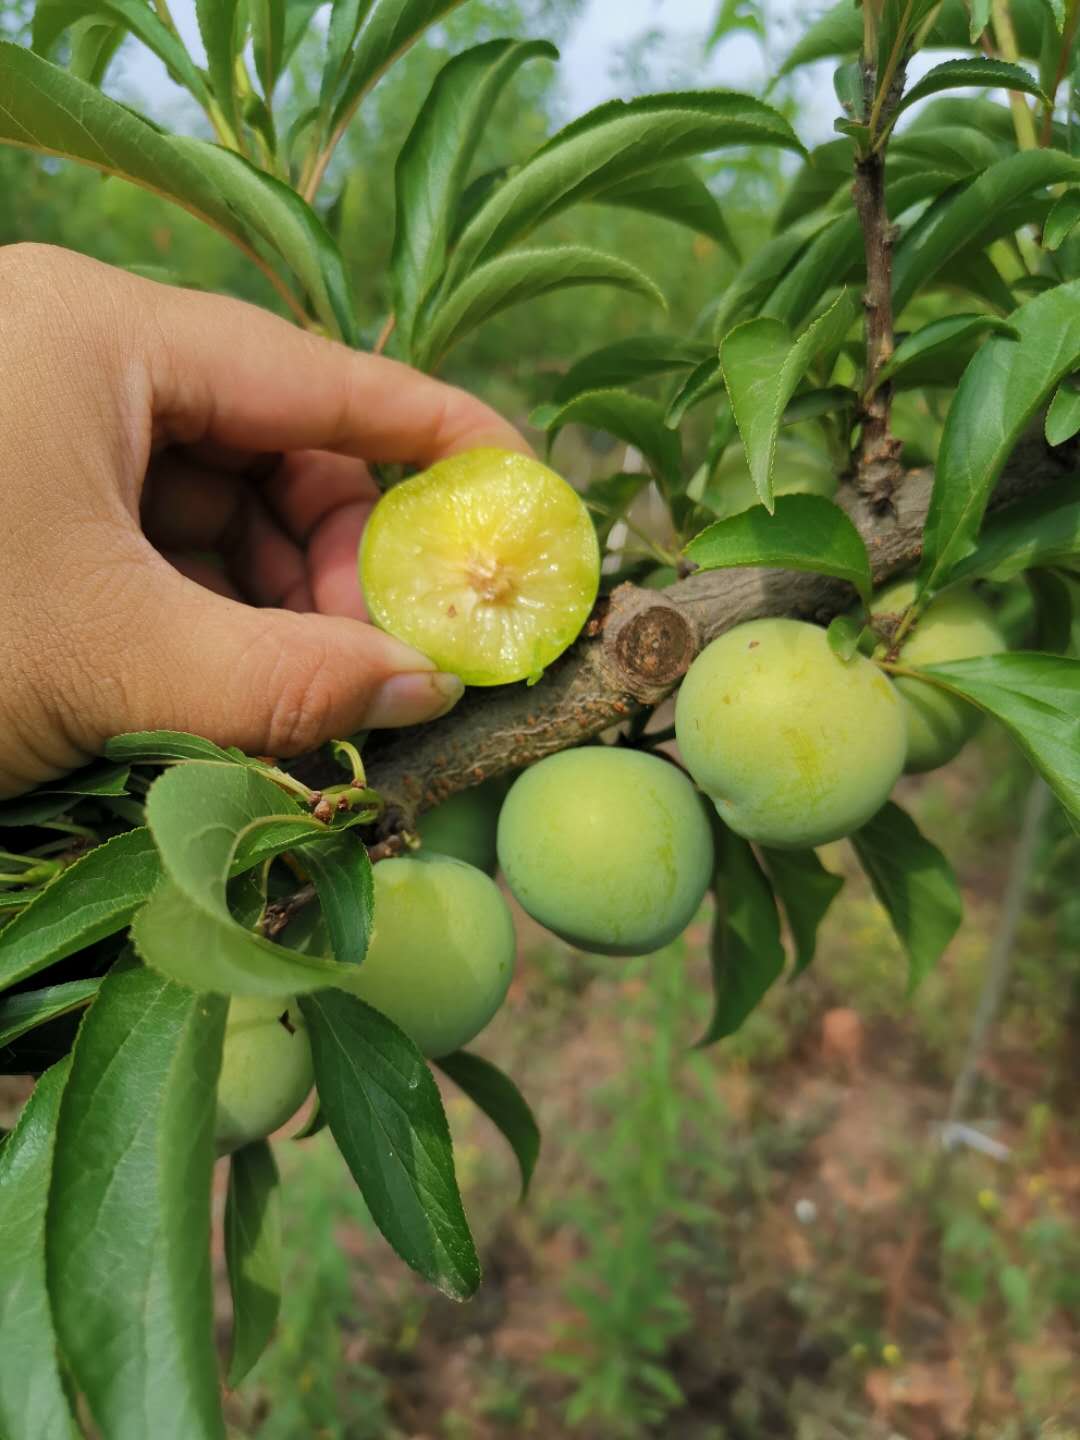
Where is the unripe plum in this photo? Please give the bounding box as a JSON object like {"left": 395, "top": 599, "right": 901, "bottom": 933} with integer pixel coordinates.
{"left": 873, "top": 580, "right": 1007, "bottom": 773}
{"left": 215, "top": 996, "right": 313, "bottom": 1154}
{"left": 350, "top": 853, "right": 515, "bottom": 1058}
{"left": 675, "top": 618, "right": 906, "bottom": 848}
{"left": 496, "top": 747, "right": 714, "bottom": 956}
{"left": 416, "top": 778, "right": 507, "bottom": 874}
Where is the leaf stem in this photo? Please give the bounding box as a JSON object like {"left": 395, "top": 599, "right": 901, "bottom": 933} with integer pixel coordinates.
{"left": 374, "top": 313, "right": 396, "bottom": 356}
{"left": 991, "top": 0, "right": 1038, "bottom": 150}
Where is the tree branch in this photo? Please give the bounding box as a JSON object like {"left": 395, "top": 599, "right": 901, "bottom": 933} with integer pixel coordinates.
{"left": 364, "top": 433, "right": 1077, "bottom": 825}
{"left": 853, "top": 143, "right": 903, "bottom": 504}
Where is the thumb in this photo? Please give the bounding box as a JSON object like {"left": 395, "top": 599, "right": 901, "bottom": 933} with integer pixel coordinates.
{"left": 88, "top": 562, "right": 463, "bottom": 758}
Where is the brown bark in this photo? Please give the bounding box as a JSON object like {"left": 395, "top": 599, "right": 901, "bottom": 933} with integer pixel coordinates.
{"left": 364, "top": 432, "right": 1076, "bottom": 825}
{"left": 853, "top": 145, "right": 903, "bottom": 505}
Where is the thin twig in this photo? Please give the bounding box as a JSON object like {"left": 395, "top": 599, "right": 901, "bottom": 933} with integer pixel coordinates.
{"left": 373, "top": 313, "right": 396, "bottom": 356}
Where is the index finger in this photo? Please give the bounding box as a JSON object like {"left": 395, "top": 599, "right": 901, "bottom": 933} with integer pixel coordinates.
{"left": 140, "top": 275, "right": 530, "bottom": 465}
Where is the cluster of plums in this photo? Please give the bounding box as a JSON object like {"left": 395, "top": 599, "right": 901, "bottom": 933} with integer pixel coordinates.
{"left": 214, "top": 580, "right": 1004, "bottom": 1152}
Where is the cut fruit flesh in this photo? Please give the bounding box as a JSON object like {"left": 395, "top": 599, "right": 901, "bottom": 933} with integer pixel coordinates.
{"left": 360, "top": 448, "right": 601, "bottom": 686}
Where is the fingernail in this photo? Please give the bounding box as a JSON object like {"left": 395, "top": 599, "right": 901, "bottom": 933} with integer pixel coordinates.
{"left": 364, "top": 671, "right": 464, "bottom": 728}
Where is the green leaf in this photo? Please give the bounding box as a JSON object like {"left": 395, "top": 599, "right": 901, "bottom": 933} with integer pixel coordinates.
{"left": 33, "top": 0, "right": 211, "bottom": 106}
{"left": 950, "top": 486, "right": 1080, "bottom": 583}
{"left": 720, "top": 291, "right": 856, "bottom": 509}
{"left": 419, "top": 246, "right": 666, "bottom": 370}
{"left": 320, "top": 0, "right": 372, "bottom": 108}
{"left": 779, "top": 0, "right": 1049, "bottom": 74}
{"left": 133, "top": 765, "right": 370, "bottom": 997}
{"left": 195, "top": 0, "right": 242, "bottom": 136}
{"left": 970, "top": 0, "right": 992, "bottom": 40}
{"left": 105, "top": 729, "right": 247, "bottom": 765}
{"left": 896, "top": 58, "right": 1046, "bottom": 119}
{"left": 1046, "top": 381, "right": 1080, "bottom": 445}
{"left": 436, "top": 1050, "right": 540, "bottom": 1199}
{"left": 685, "top": 493, "right": 873, "bottom": 605}
{"left": 1043, "top": 189, "right": 1080, "bottom": 249}
{"left": 593, "top": 160, "right": 740, "bottom": 260}
{"left": 295, "top": 831, "right": 373, "bottom": 964}
{"left": 0, "top": 1060, "right": 78, "bottom": 1440}
{"left": 775, "top": 138, "right": 853, "bottom": 231}
{"left": 250, "top": 0, "right": 285, "bottom": 97}
{"left": 554, "top": 334, "right": 711, "bottom": 405}
{"left": 581, "top": 471, "right": 651, "bottom": 545}
{"left": 533, "top": 389, "right": 682, "bottom": 496}
{"left": 48, "top": 962, "right": 227, "bottom": 1440}
{"left": 0, "top": 45, "right": 357, "bottom": 343}
{"left": 1028, "top": 569, "right": 1077, "bottom": 654}
{"left": 225, "top": 1141, "right": 282, "bottom": 1387}
{"left": 0, "top": 979, "right": 101, "bottom": 1048}
{"left": 761, "top": 848, "right": 844, "bottom": 976}
{"left": 300, "top": 990, "right": 480, "bottom": 1300}
{"left": 445, "top": 91, "right": 804, "bottom": 291}
{"left": 67, "top": 17, "right": 125, "bottom": 86}
{"left": 876, "top": 313, "right": 1018, "bottom": 386}
{"left": 826, "top": 613, "right": 864, "bottom": 662}
{"left": 777, "top": 0, "right": 862, "bottom": 74}
{"left": 765, "top": 174, "right": 957, "bottom": 330}
{"left": 169, "top": 136, "right": 360, "bottom": 345}
{"left": 851, "top": 802, "right": 963, "bottom": 991}
{"left": 282, "top": 0, "right": 324, "bottom": 75}
{"left": 699, "top": 830, "right": 786, "bottom": 1043}
{"left": 713, "top": 216, "right": 840, "bottom": 339}
{"left": 893, "top": 151, "right": 1080, "bottom": 314}
{"left": 0, "top": 760, "right": 131, "bottom": 826}
{"left": 0, "top": 829, "right": 161, "bottom": 993}
{"left": 918, "top": 279, "right": 1080, "bottom": 596}
{"left": 665, "top": 356, "right": 724, "bottom": 427}
{"left": 391, "top": 37, "right": 557, "bottom": 358}
{"left": 329, "top": 0, "right": 468, "bottom": 134}
{"left": 911, "top": 653, "right": 1080, "bottom": 824}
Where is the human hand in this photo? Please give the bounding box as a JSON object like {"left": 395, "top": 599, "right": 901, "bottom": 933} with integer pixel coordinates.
{"left": 0, "top": 244, "right": 527, "bottom": 798}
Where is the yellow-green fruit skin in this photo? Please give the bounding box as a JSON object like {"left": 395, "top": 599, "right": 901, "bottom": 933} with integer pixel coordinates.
{"left": 675, "top": 618, "right": 906, "bottom": 849}
{"left": 214, "top": 996, "right": 313, "bottom": 1155}
{"left": 351, "top": 854, "right": 515, "bottom": 1058}
{"left": 875, "top": 580, "right": 1007, "bottom": 773}
{"left": 416, "top": 778, "right": 507, "bottom": 874}
{"left": 496, "top": 747, "right": 714, "bottom": 956}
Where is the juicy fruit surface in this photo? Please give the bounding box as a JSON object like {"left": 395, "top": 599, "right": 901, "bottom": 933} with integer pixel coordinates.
{"left": 360, "top": 448, "right": 600, "bottom": 686}
{"left": 215, "top": 996, "right": 313, "bottom": 1154}
{"left": 497, "top": 747, "right": 714, "bottom": 956}
{"left": 873, "top": 580, "right": 1007, "bottom": 773}
{"left": 351, "top": 853, "right": 515, "bottom": 1058}
{"left": 675, "top": 618, "right": 906, "bottom": 849}
{"left": 416, "top": 777, "right": 507, "bottom": 874}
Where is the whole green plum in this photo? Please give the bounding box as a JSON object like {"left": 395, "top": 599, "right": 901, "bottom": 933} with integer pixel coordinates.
{"left": 351, "top": 853, "right": 515, "bottom": 1058}
{"left": 416, "top": 777, "right": 508, "bottom": 874}
{"left": 215, "top": 996, "right": 313, "bottom": 1154}
{"left": 496, "top": 747, "right": 714, "bottom": 956}
{"left": 873, "top": 579, "right": 1007, "bottom": 772}
{"left": 675, "top": 618, "right": 905, "bottom": 848}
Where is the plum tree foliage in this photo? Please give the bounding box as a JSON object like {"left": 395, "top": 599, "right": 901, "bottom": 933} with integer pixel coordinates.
{"left": 0, "top": 0, "right": 1078, "bottom": 1433}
